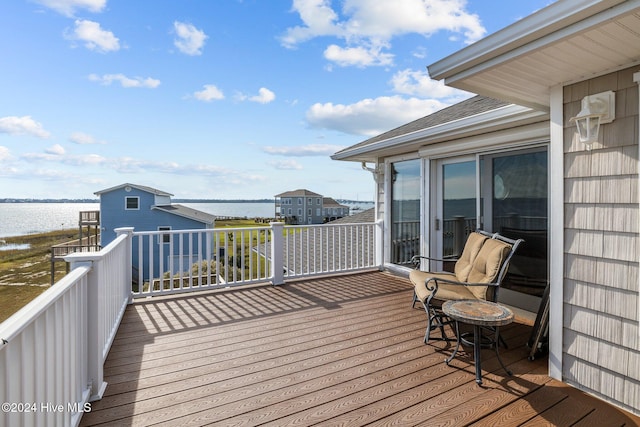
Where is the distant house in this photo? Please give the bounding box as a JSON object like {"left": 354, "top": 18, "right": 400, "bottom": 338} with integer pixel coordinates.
{"left": 275, "top": 189, "right": 349, "bottom": 224}
{"left": 322, "top": 197, "right": 350, "bottom": 222}
{"left": 95, "top": 183, "right": 215, "bottom": 279}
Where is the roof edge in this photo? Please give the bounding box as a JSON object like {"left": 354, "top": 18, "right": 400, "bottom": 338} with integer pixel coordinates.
{"left": 94, "top": 183, "right": 173, "bottom": 197}
{"left": 428, "top": 0, "right": 626, "bottom": 82}
{"left": 331, "top": 104, "right": 546, "bottom": 161}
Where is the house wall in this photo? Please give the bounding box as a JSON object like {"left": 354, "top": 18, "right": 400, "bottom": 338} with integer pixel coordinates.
{"left": 562, "top": 66, "right": 640, "bottom": 414}
{"left": 100, "top": 187, "right": 211, "bottom": 280}
{"left": 100, "top": 187, "right": 159, "bottom": 246}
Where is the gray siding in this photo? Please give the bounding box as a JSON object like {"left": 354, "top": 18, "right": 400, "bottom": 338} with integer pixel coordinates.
{"left": 563, "top": 67, "right": 640, "bottom": 413}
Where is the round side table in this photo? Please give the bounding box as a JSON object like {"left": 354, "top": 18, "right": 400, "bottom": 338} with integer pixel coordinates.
{"left": 442, "top": 299, "right": 514, "bottom": 385}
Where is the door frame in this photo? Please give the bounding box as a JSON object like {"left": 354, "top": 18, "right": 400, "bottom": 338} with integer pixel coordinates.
{"left": 430, "top": 155, "right": 477, "bottom": 269}
{"left": 426, "top": 144, "right": 549, "bottom": 311}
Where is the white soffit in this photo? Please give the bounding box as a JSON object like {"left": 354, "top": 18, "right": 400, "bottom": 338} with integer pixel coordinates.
{"left": 428, "top": 0, "right": 640, "bottom": 110}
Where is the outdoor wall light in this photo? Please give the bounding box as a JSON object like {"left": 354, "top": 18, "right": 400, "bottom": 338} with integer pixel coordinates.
{"left": 569, "top": 90, "right": 615, "bottom": 151}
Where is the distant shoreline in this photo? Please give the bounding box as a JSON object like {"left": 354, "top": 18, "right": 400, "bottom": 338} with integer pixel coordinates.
{"left": 0, "top": 198, "right": 373, "bottom": 204}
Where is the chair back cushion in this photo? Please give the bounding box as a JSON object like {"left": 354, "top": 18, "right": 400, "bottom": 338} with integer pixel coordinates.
{"left": 454, "top": 232, "right": 488, "bottom": 282}
{"left": 466, "top": 238, "right": 512, "bottom": 299}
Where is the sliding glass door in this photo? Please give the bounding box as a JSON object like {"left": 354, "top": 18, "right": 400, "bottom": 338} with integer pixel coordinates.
{"left": 431, "top": 147, "right": 548, "bottom": 309}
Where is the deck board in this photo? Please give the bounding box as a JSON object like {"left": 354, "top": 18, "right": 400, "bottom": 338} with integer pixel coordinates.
{"left": 79, "top": 271, "right": 640, "bottom": 426}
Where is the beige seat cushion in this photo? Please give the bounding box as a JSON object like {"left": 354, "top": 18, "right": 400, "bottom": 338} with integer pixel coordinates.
{"left": 454, "top": 232, "right": 489, "bottom": 282}
{"left": 466, "top": 238, "right": 512, "bottom": 299}
{"left": 411, "top": 271, "right": 477, "bottom": 302}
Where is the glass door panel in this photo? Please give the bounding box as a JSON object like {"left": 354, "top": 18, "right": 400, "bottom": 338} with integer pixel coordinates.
{"left": 435, "top": 158, "right": 477, "bottom": 271}
{"left": 390, "top": 159, "right": 421, "bottom": 266}
{"left": 482, "top": 148, "right": 548, "bottom": 311}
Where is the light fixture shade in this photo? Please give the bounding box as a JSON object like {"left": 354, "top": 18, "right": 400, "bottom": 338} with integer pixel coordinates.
{"left": 574, "top": 114, "right": 601, "bottom": 150}
{"left": 569, "top": 91, "right": 615, "bottom": 151}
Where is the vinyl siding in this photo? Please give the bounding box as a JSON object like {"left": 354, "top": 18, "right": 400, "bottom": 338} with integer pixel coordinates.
{"left": 562, "top": 66, "right": 640, "bottom": 414}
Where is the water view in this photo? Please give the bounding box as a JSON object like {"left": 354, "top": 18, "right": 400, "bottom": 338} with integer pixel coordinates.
{"left": 0, "top": 201, "right": 373, "bottom": 238}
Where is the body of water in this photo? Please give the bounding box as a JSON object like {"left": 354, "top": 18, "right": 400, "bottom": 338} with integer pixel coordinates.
{"left": 0, "top": 201, "right": 373, "bottom": 238}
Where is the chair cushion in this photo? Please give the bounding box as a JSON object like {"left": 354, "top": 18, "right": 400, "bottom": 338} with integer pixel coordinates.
{"left": 454, "top": 232, "right": 488, "bottom": 282}
{"left": 466, "top": 238, "right": 512, "bottom": 299}
{"left": 412, "top": 270, "right": 477, "bottom": 302}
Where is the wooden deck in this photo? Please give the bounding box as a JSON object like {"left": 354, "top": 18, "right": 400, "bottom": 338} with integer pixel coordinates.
{"left": 80, "top": 271, "right": 640, "bottom": 426}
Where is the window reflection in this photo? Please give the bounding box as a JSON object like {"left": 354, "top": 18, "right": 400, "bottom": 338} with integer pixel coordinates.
{"left": 390, "top": 159, "right": 420, "bottom": 265}
{"left": 442, "top": 161, "right": 476, "bottom": 258}
{"left": 491, "top": 150, "right": 548, "bottom": 297}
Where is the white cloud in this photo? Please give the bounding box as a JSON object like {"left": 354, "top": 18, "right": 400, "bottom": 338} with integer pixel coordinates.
{"left": 236, "top": 87, "right": 276, "bottom": 104}
{"left": 63, "top": 153, "right": 106, "bottom": 166}
{"left": 69, "top": 131, "right": 106, "bottom": 144}
{"left": 88, "top": 73, "right": 160, "bottom": 88}
{"left": 173, "top": 21, "right": 208, "bottom": 56}
{"left": 21, "top": 152, "right": 60, "bottom": 161}
{"left": 268, "top": 159, "right": 303, "bottom": 170}
{"left": 68, "top": 19, "right": 120, "bottom": 53}
{"left": 0, "top": 146, "right": 11, "bottom": 161}
{"left": 0, "top": 116, "right": 51, "bottom": 138}
{"left": 280, "top": 0, "right": 341, "bottom": 48}
{"left": 23, "top": 151, "right": 106, "bottom": 165}
{"left": 390, "top": 68, "right": 472, "bottom": 100}
{"left": 340, "top": 0, "right": 485, "bottom": 42}
{"left": 193, "top": 84, "right": 225, "bottom": 102}
{"left": 324, "top": 43, "right": 393, "bottom": 67}
{"left": 306, "top": 96, "right": 448, "bottom": 136}
{"left": 250, "top": 88, "right": 276, "bottom": 104}
{"left": 34, "top": 0, "right": 106, "bottom": 17}
{"left": 46, "top": 144, "right": 65, "bottom": 155}
{"left": 282, "top": 0, "right": 486, "bottom": 67}
{"left": 262, "top": 143, "right": 346, "bottom": 157}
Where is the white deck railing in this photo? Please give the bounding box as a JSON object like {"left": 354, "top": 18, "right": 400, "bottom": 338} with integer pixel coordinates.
{"left": 0, "top": 221, "right": 380, "bottom": 426}
{"left": 282, "top": 222, "right": 378, "bottom": 278}
{"left": 131, "top": 221, "right": 380, "bottom": 298}
{"left": 0, "top": 227, "right": 132, "bottom": 427}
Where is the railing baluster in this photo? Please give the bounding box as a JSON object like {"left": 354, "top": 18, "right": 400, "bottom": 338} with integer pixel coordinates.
{"left": 127, "top": 221, "right": 377, "bottom": 296}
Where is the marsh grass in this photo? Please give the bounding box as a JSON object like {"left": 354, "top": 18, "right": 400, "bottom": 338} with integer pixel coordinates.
{"left": 0, "top": 229, "right": 81, "bottom": 322}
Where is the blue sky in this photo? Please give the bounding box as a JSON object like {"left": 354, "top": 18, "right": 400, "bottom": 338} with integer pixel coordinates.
{"left": 0, "top": 0, "right": 554, "bottom": 201}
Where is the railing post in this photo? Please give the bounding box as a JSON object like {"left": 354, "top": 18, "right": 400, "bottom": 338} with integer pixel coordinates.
{"left": 65, "top": 256, "right": 108, "bottom": 402}
{"left": 375, "top": 219, "right": 384, "bottom": 269}
{"left": 270, "top": 222, "right": 285, "bottom": 285}
{"left": 453, "top": 216, "right": 465, "bottom": 257}
{"left": 115, "top": 227, "right": 134, "bottom": 303}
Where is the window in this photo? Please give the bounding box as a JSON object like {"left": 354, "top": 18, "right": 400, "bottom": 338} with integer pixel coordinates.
{"left": 298, "top": 198, "right": 302, "bottom": 204}
{"left": 298, "top": 208, "right": 302, "bottom": 216}
{"left": 158, "top": 226, "right": 171, "bottom": 244}
{"left": 390, "top": 159, "right": 421, "bottom": 265}
{"left": 316, "top": 198, "right": 321, "bottom": 205}
{"left": 308, "top": 208, "right": 312, "bottom": 216}
{"left": 125, "top": 196, "right": 139, "bottom": 210}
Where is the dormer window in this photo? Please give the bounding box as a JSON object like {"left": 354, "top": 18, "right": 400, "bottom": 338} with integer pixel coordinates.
{"left": 125, "top": 196, "right": 139, "bottom": 210}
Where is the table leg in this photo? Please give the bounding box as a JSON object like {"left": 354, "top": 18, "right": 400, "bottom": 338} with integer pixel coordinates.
{"left": 445, "top": 320, "right": 461, "bottom": 366}
{"left": 494, "top": 326, "right": 513, "bottom": 376}
{"left": 473, "top": 325, "right": 483, "bottom": 384}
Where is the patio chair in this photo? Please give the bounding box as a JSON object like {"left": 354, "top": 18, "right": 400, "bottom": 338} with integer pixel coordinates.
{"left": 410, "top": 231, "right": 523, "bottom": 343}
